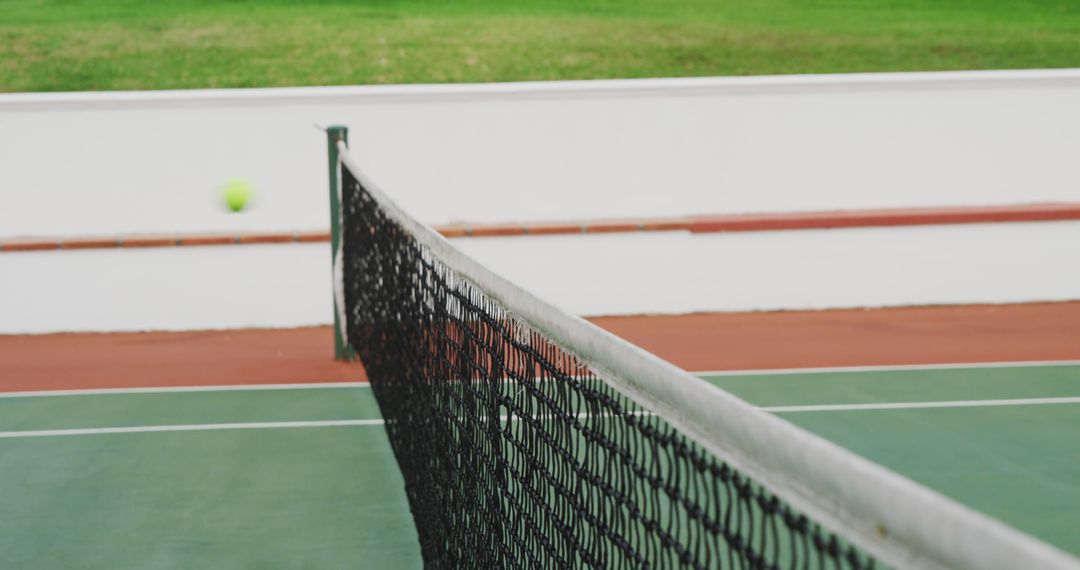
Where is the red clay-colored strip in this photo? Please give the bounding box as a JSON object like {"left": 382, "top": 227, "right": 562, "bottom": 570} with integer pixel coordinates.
{"left": 121, "top": 235, "right": 180, "bottom": 248}
{"left": 62, "top": 237, "right": 122, "bottom": 250}
{"left": 3, "top": 203, "right": 1079, "bottom": 254}
{"left": 469, "top": 226, "right": 527, "bottom": 237}
{"left": 236, "top": 233, "right": 295, "bottom": 245}
{"left": 0, "top": 240, "right": 61, "bottom": 252}
{"left": 178, "top": 234, "right": 237, "bottom": 246}
{"left": 295, "top": 231, "right": 331, "bottom": 243}
{"left": 521, "top": 224, "right": 585, "bottom": 236}
{"left": 642, "top": 219, "right": 692, "bottom": 232}
{"left": 586, "top": 222, "right": 647, "bottom": 234}
{"left": 434, "top": 226, "right": 470, "bottom": 238}
{"left": 688, "top": 203, "right": 1080, "bottom": 234}
{"left": 4, "top": 302, "right": 1080, "bottom": 393}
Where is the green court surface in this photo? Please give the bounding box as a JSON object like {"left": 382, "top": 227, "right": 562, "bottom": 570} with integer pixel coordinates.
{"left": 1, "top": 363, "right": 1078, "bottom": 567}
{"left": 0, "top": 388, "right": 422, "bottom": 569}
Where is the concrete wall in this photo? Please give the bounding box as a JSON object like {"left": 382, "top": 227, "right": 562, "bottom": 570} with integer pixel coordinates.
{"left": 3, "top": 70, "right": 1079, "bottom": 238}
{"left": 2, "top": 220, "right": 1079, "bottom": 334}
{"left": 2, "top": 70, "right": 1079, "bottom": 333}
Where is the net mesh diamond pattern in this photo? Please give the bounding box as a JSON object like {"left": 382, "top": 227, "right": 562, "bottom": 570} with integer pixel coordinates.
{"left": 340, "top": 165, "right": 876, "bottom": 569}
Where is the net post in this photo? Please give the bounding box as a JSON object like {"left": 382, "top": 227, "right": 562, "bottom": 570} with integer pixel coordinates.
{"left": 326, "top": 125, "right": 351, "bottom": 360}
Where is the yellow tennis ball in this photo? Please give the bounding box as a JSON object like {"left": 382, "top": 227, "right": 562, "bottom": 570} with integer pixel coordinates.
{"left": 222, "top": 178, "right": 253, "bottom": 212}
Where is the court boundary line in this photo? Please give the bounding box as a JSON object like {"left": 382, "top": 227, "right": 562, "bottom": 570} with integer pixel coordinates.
{"left": 2, "top": 396, "right": 1078, "bottom": 439}
{"left": 0, "top": 419, "right": 382, "bottom": 439}
{"left": 696, "top": 359, "right": 1080, "bottom": 377}
{"left": 764, "top": 396, "right": 1080, "bottom": 413}
{"left": 2, "top": 359, "right": 1079, "bottom": 399}
{"left": 0, "top": 382, "right": 370, "bottom": 399}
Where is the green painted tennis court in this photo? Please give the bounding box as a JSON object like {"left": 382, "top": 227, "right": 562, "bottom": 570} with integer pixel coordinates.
{"left": 2, "top": 362, "right": 1078, "bottom": 568}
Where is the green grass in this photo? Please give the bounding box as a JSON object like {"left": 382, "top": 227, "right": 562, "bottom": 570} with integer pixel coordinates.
{"left": 2, "top": 0, "right": 1079, "bottom": 92}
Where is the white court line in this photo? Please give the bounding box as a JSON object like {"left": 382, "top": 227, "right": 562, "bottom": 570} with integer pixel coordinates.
{"left": 5, "top": 359, "right": 1080, "bottom": 400}
{"left": 0, "top": 412, "right": 651, "bottom": 440}
{"left": 0, "top": 419, "right": 382, "bottom": 439}
{"left": 696, "top": 359, "right": 1080, "bottom": 377}
{"left": 0, "top": 382, "right": 369, "bottom": 399}
{"left": 763, "top": 396, "right": 1080, "bottom": 413}
{"left": 2, "top": 396, "right": 1078, "bottom": 439}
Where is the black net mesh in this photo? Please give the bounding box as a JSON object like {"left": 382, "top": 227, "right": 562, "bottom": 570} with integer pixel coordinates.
{"left": 340, "top": 164, "right": 878, "bottom": 569}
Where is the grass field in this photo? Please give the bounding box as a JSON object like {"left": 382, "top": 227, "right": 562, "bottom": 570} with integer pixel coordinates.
{"left": 2, "top": 0, "right": 1080, "bottom": 93}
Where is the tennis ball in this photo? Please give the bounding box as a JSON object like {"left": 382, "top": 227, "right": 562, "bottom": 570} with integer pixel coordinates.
{"left": 222, "top": 178, "right": 253, "bottom": 213}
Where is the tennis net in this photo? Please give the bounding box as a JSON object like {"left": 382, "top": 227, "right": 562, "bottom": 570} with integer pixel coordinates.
{"left": 330, "top": 134, "right": 1078, "bottom": 570}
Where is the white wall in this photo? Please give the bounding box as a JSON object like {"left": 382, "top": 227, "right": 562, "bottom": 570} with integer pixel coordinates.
{"left": 460, "top": 221, "right": 1080, "bottom": 316}
{"left": 3, "top": 221, "right": 1079, "bottom": 334}
{"left": 0, "top": 244, "right": 333, "bottom": 334}
{"left": 2, "top": 70, "right": 1079, "bottom": 240}
{"left": 3, "top": 70, "right": 1079, "bottom": 333}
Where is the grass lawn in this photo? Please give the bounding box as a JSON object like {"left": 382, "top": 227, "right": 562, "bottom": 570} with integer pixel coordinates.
{"left": 2, "top": 0, "right": 1079, "bottom": 92}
